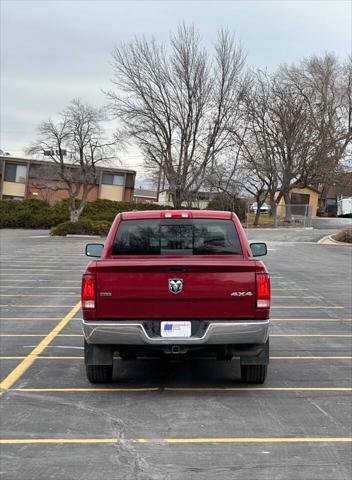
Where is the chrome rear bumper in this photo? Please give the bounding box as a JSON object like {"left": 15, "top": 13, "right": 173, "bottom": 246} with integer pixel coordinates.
{"left": 83, "top": 320, "right": 269, "bottom": 346}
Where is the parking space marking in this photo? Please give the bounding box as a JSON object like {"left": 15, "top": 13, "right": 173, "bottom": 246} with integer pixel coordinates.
{"left": 271, "top": 334, "right": 352, "bottom": 337}
{"left": 271, "top": 306, "right": 344, "bottom": 309}
{"left": 271, "top": 318, "right": 351, "bottom": 321}
{"left": 0, "top": 317, "right": 72, "bottom": 320}
{"left": 0, "top": 287, "right": 80, "bottom": 290}
{"left": 0, "top": 269, "right": 82, "bottom": 272}
{"left": 0, "top": 305, "right": 77, "bottom": 308}
{"left": 271, "top": 296, "right": 316, "bottom": 299}
{"left": 1, "top": 333, "right": 350, "bottom": 338}
{"left": 0, "top": 302, "right": 81, "bottom": 391}
{"left": 0, "top": 292, "right": 78, "bottom": 296}
{"left": 0, "top": 437, "right": 351, "bottom": 445}
{"left": 0, "top": 334, "right": 81, "bottom": 337}
{"left": 1, "top": 356, "right": 351, "bottom": 360}
{"left": 2, "top": 280, "right": 80, "bottom": 283}
{"left": 12, "top": 387, "right": 352, "bottom": 392}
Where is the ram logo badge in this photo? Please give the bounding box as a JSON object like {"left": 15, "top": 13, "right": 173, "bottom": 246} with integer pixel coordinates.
{"left": 168, "top": 279, "right": 183, "bottom": 294}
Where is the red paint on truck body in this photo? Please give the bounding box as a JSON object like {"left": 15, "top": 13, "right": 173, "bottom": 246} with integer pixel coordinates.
{"left": 82, "top": 210, "right": 270, "bottom": 321}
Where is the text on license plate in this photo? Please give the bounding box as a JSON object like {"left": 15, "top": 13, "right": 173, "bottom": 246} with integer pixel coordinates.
{"left": 161, "top": 321, "right": 191, "bottom": 338}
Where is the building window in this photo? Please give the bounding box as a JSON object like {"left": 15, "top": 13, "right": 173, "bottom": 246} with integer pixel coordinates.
{"left": 2, "top": 195, "right": 24, "bottom": 201}
{"left": 102, "top": 173, "right": 125, "bottom": 186}
{"left": 4, "top": 164, "right": 27, "bottom": 183}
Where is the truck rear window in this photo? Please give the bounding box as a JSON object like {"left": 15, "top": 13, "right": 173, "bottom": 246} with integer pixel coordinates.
{"left": 112, "top": 219, "right": 242, "bottom": 255}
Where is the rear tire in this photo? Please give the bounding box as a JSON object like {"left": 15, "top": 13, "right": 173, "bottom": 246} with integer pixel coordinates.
{"left": 241, "top": 364, "right": 267, "bottom": 384}
{"left": 86, "top": 364, "right": 113, "bottom": 383}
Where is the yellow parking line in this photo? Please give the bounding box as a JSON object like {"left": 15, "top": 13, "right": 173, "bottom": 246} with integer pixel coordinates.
{"left": 1, "top": 333, "right": 350, "bottom": 338}
{"left": 13, "top": 387, "right": 159, "bottom": 392}
{"left": 0, "top": 353, "right": 352, "bottom": 360}
{"left": 12, "top": 387, "right": 352, "bottom": 393}
{"left": 1, "top": 356, "right": 351, "bottom": 361}
{"left": 0, "top": 437, "right": 351, "bottom": 445}
{"left": 0, "top": 302, "right": 81, "bottom": 392}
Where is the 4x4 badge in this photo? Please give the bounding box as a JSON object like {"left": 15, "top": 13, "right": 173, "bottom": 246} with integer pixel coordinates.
{"left": 168, "top": 279, "right": 183, "bottom": 294}
{"left": 231, "top": 291, "right": 253, "bottom": 297}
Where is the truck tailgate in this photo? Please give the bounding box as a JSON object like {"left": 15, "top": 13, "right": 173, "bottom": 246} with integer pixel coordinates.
{"left": 96, "top": 258, "right": 257, "bottom": 320}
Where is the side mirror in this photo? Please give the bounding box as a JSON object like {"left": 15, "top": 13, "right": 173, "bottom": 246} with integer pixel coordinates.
{"left": 250, "top": 242, "right": 267, "bottom": 257}
{"left": 85, "top": 243, "right": 104, "bottom": 258}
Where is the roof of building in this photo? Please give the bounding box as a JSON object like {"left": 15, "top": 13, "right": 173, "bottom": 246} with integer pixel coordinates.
{"left": 0, "top": 155, "right": 136, "bottom": 175}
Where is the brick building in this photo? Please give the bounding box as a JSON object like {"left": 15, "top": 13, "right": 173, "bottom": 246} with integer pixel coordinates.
{"left": 0, "top": 155, "right": 136, "bottom": 204}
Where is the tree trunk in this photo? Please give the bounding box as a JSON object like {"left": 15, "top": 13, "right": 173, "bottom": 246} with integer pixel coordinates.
{"left": 172, "top": 188, "right": 183, "bottom": 209}
{"left": 268, "top": 191, "right": 278, "bottom": 227}
{"left": 253, "top": 195, "right": 264, "bottom": 226}
{"left": 70, "top": 209, "right": 80, "bottom": 222}
{"left": 69, "top": 195, "right": 80, "bottom": 223}
{"left": 254, "top": 208, "right": 261, "bottom": 226}
{"left": 283, "top": 191, "right": 292, "bottom": 222}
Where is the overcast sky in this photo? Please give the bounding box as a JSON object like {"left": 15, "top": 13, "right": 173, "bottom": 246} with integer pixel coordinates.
{"left": 1, "top": 0, "right": 351, "bottom": 182}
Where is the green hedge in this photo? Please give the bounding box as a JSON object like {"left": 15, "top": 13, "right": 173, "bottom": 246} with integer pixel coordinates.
{"left": 0, "top": 199, "right": 68, "bottom": 228}
{"left": 51, "top": 219, "right": 112, "bottom": 236}
{"left": 0, "top": 199, "right": 172, "bottom": 230}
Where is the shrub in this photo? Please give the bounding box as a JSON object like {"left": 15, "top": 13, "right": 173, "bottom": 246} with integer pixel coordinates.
{"left": 332, "top": 229, "right": 352, "bottom": 243}
{"left": 207, "top": 193, "right": 246, "bottom": 221}
{"left": 51, "top": 219, "right": 112, "bottom": 236}
{"left": 0, "top": 199, "right": 69, "bottom": 228}
{"left": 0, "top": 198, "right": 173, "bottom": 230}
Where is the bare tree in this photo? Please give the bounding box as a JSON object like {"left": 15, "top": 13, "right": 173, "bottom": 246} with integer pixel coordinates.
{"left": 28, "top": 99, "right": 116, "bottom": 222}
{"left": 281, "top": 53, "right": 352, "bottom": 189}
{"left": 107, "top": 24, "right": 247, "bottom": 208}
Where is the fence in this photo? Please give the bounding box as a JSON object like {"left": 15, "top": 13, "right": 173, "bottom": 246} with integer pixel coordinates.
{"left": 246, "top": 203, "right": 312, "bottom": 228}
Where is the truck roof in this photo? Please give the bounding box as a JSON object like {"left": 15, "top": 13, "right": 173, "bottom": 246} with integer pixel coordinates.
{"left": 121, "top": 210, "right": 233, "bottom": 220}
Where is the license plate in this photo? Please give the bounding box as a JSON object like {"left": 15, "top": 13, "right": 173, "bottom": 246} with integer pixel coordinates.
{"left": 161, "top": 321, "right": 191, "bottom": 338}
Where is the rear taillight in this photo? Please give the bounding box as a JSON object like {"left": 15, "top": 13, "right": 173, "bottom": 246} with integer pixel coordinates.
{"left": 256, "top": 273, "right": 270, "bottom": 308}
{"left": 82, "top": 274, "right": 96, "bottom": 309}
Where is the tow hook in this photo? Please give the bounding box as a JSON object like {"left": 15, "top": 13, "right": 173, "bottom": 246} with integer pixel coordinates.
{"left": 171, "top": 345, "right": 181, "bottom": 354}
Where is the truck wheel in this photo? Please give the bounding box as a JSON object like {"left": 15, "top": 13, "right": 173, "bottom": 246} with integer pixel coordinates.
{"left": 240, "top": 364, "right": 267, "bottom": 384}
{"left": 86, "top": 364, "right": 113, "bottom": 383}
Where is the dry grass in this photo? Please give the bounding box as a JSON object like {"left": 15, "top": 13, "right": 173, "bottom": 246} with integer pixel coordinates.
{"left": 332, "top": 229, "right": 352, "bottom": 243}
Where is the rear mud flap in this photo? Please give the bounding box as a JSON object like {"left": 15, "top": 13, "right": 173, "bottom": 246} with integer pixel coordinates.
{"left": 240, "top": 339, "right": 269, "bottom": 366}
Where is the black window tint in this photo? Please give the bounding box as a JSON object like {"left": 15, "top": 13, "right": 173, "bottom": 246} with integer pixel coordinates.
{"left": 160, "top": 225, "right": 193, "bottom": 255}
{"left": 112, "top": 219, "right": 242, "bottom": 255}
{"left": 113, "top": 219, "right": 160, "bottom": 255}
{"left": 193, "top": 219, "right": 241, "bottom": 254}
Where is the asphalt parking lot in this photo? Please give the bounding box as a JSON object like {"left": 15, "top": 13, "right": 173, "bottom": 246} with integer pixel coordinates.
{"left": 0, "top": 228, "right": 351, "bottom": 480}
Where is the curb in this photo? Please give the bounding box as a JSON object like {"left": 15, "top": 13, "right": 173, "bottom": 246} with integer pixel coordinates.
{"left": 66, "top": 234, "right": 102, "bottom": 238}
{"left": 317, "top": 235, "right": 352, "bottom": 246}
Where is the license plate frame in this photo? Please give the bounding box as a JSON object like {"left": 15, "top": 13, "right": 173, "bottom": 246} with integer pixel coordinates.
{"left": 160, "top": 321, "right": 192, "bottom": 338}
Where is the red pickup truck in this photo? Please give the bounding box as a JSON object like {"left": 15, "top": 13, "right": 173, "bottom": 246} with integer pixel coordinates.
{"left": 82, "top": 210, "right": 270, "bottom": 384}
